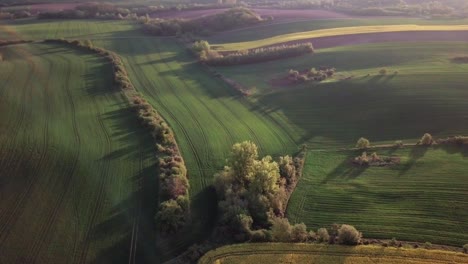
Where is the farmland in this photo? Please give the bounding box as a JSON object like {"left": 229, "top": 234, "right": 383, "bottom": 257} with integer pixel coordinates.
{"left": 0, "top": 2, "right": 467, "bottom": 263}
{"left": 199, "top": 243, "right": 468, "bottom": 264}
{"left": 212, "top": 24, "right": 468, "bottom": 51}
{"left": 0, "top": 42, "right": 156, "bottom": 263}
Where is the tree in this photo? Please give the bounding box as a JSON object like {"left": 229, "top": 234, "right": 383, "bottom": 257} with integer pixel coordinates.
{"left": 192, "top": 40, "right": 210, "bottom": 53}
{"left": 356, "top": 137, "right": 370, "bottom": 149}
{"left": 270, "top": 217, "right": 292, "bottom": 242}
{"left": 379, "top": 68, "right": 387, "bottom": 75}
{"left": 463, "top": 244, "right": 468, "bottom": 253}
{"left": 291, "top": 223, "right": 309, "bottom": 242}
{"left": 419, "top": 133, "right": 433, "bottom": 145}
{"left": 337, "top": 224, "right": 362, "bottom": 245}
{"left": 155, "top": 199, "right": 187, "bottom": 234}
{"left": 317, "top": 228, "right": 330, "bottom": 243}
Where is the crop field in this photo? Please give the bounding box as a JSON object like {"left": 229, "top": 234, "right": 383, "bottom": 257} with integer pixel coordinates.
{"left": 213, "top": 24, "right": 468, "bottom": 51}
{"left": 93, "top": 37, "right": 300, "bottom": 256}
{"left": 199, "top": 243, "right": 468, "bottom": 264}
{"left": 0, "top": 19, "right": 142, "bottom": 40}
{"left": 0, "top": 42, "right": 156, "bottom": 263}
{"left": 215, "top": 42, "right": 468, "bottom": 149}
{"left": 209, "top": 17, "right": 468, "bottom": 43}
{"left": 288, "top": 147, "right": 468, "bottom": 246}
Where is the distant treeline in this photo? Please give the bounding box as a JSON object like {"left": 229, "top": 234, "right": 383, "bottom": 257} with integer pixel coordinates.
{"left": 143, "top": 7, "right": 264, "bottom": 36}
{"left": 192, "top": 40, "right": 314, "bottom": 66}
{"left": 42, "top": 38, "right": 190, "bottom": 235}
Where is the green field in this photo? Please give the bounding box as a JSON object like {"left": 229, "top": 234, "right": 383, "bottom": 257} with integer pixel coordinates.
{"left": 199, "top": 243, "right": 468, "bottom": 264}
{"left": 209, "top": 17, "right": 468, "bottom": 44}
{"left": 0, "top": 42, "right": 156, "bottom": 263}
{"left": 212, "top": 24, "right": 468, "bottom": 51}
{"left": 215, "top": 42, "right": 468, "bottom": 149}
{"left": 288, "top": 147, "right": 468, "bottom": 246}
{"left": 0, "top": 19, "right": 142, "bottom": 40}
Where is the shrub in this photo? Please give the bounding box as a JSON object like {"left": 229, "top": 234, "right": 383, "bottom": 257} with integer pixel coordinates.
{"left": 353, "top": 152, "right": 369, "bottom": 166}
{"left": 389, "top": 237, "right": 398, "bottom": 247}
{"left": 356, "top": 137, "right": 370, "bottom": 149}
{"left": 291, "top": 223, "right": 309, "bottom": 242}
{"left": 419, "top": 133, "right": 433, "bottom": 145}
{"left": 271, "top": 217, "right": 292, "bottom": 242}
{"left": 424, "top": 242, "right": 432, "bottom": 249}
{"left": 379, "top": 68, "right": 387, "bottom": 75}
{"left": 463, "top": 244, "right": 468, "bottom": 253}
{"left": 337, "top": 224, "right": 362, "bottom": 245}
{"left": 316, "top": 228, "right": 330, "bottom": 243}
{"left": 394, "top": 140, "right": 403, "bottom": 148}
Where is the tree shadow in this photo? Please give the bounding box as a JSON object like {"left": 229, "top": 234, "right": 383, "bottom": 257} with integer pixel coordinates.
{"left": 398, "top": 145, "right": 429, "bottom": 176}
{"left": 321, "top": 151, "right": 368, "bottom": 184}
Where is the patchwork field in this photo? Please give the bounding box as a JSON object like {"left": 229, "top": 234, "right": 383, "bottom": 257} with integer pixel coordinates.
{"left": 0, "top": 42, "right": 156, "bottom": 263}
{"left": 199, "top": 243, "right": 468, "bottom": 264}
{"left": 215, "top": 42, "right": 468, "bottom": 148}
{"left": 213, "top": 24, "right": 468, "bottom": 51}
{"left": 92, "top": 37, "right": 300, "bottom": 256}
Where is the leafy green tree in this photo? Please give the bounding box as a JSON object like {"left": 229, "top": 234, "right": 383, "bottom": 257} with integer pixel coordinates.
{"left": 317, "top": 228, "right": 330, "bottom": 243}
{"left": 419, "top": 133, "right": 433, "bottom": 145}
{"left": 356, "top": 137, "right": 370, "bottom": 149}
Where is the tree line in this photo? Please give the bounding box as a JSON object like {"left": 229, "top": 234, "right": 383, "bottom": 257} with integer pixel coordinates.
{"left": 43, "top": 38, "right": 191, "bottom": 235}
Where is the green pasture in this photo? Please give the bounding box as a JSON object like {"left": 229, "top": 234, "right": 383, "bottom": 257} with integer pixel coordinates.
{"left": 0, "top": 19, "right": 142, "bottom": 40}
{"left": 0, "top": 43, "right": 156, "bottom": 263}
{"left": 288, "top": 147, "right": 468, "bottom": 246}
{"left": 215, "top": 42, "right": 468, "bottom": 148}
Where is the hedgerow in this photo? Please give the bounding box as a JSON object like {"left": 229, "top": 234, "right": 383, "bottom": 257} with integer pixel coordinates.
{"left": 43, "top": 38, "right": 190, "bottom": 234}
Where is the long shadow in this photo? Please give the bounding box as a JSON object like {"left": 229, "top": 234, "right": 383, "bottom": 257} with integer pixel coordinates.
{"left": 398, "top": 145, "right": 429, "bottom": 176}
{"left": 321, "top": 151, "right": 368, "bottom": 184}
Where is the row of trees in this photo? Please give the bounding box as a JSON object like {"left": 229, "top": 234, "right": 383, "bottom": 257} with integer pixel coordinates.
{"left": 356, "top": 133, "right": 468, "bottom": 149}
{"left": 288, "top": 66, "right": 335, "bottom": 83}
{"left": 192, "top": 40, "right": 314, "bottom": 66}
{"left": 143, "top": 7, "right": 263, "bottom": 36}
{"left": 44, "top": 39, "right": 190, "bottom": 235}
{"left": 213, "top": 141, "right": 362, "bottom": 245}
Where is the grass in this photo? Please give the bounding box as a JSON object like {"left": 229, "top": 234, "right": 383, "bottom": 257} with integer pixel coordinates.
{"left": 288, "top": 147, "right": 468, "bottom": 246}
{"left": 92, "top": 37, "right": 301, "bottom": 258}
{"left": 0, "top": 42, "right": 157, "bottom": 263}
{"left": 209, "top": 17, "right": 468, "bottom": 44}
{"left": 199, "top": 243, "right": 468, "bottom": 264}
{"left": 212, "top": 24, "right": 468, "bottom": 51}
{"left": 0, "top": 19, "right": 143, "bottom": 40}
{"left": 215, "top": 42, "right": 468, "bottom": 149}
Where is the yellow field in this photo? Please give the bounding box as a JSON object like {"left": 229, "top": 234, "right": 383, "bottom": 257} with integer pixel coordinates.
{"left": 213, "top": 25, "right": 468, "bottom": 51}
{"left": 199, "top": 243, "right": 468, "bottom": 264}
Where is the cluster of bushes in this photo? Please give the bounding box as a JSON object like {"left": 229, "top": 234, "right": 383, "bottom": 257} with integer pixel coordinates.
{"left": 38, "top": 3, "right": 140, "bottom": 20}
{"left": 213, "top": 141, "right": 361, "bottom": 245}
{"left": 43, "top": 38, "right": 190, "bottom": 234}
{"left": 192, "top": 40, "right": 314, "bottom": 66}
{"left": 353, "top": 151, "right": 399, "bottom": 167}
{"left": 143, "top": 7, "right": 263, "bottom": 36}
{"left": 436, "top": 136, "right": 468, "bottom": 146}
{"left": 288, "top": 66, "right": 335, "bottom": 83}
{"left": 0, "top": 9, "right": 33, "bottom": 20}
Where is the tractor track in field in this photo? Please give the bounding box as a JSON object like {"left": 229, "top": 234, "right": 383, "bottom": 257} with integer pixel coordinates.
{"left": 28, "top": 53, "right": 80, "bottom": 264}
{"left": 123, "top": 41, "right": 205, "bottom": 185}
{"left": 152, "top": 42, "right": 237, "bottom": 171}
{"left": 128, "top": 152, "right": 143, "bottom": 264}
{"left": 77, "top": 63, "right": 113, "bottom": 264}
{"left": 0, "top": 50, "right": 39, "bottom": 246}
{"left": 150, "top": 42, "right": 213, "bottom": 171}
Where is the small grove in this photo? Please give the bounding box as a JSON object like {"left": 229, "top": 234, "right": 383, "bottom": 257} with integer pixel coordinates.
{"left": 42, "top": 38, "right": 190, "bottom": 235}
{"left": 192, "top": 40, "right": 314, "bottom": 66}
{"left": 213, "top": 141, "right": 361, "bottom": 244}
{"left": 288, "top": 66, "right": 336, "bottom": 83}
{"left": 143, "top": 7, "right": 264, "bottom": 36}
